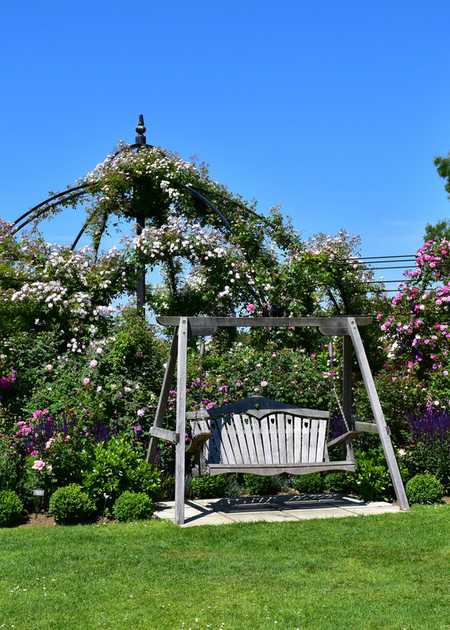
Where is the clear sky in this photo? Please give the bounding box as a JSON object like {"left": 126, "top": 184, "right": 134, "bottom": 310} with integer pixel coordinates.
{"left": 1, "top": 1, "right": 450, "bottom": 257}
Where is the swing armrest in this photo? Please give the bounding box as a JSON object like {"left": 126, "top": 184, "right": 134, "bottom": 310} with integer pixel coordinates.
{"left": 327, "top": 431, "right": 360, "bottom": 449}
{"left": 186, "top": 431, "right": 211, "bottom": 455}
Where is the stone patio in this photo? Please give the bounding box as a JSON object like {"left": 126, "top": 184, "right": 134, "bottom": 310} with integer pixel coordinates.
{"left": 155, "top": 493, "right": 402, "bottom": 527}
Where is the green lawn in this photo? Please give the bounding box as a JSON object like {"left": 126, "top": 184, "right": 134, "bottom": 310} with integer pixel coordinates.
{"left": 0, "top": 506, "right": 449, "bottom": 630}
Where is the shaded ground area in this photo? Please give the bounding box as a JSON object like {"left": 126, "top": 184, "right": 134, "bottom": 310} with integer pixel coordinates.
{"left": 155, "top": 493, "right": 401, "bottom": 526}
{"left": 0, "top": 505, "right": 449, "bottom": 629}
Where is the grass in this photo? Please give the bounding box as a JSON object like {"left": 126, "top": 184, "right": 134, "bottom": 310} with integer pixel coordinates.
{"left": 0, "top": 506, "right": 449, "bottom": 630}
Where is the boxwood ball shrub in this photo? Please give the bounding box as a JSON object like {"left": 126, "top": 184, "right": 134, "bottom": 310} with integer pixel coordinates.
{"left": 0, "top": 490, "right": 23, "bottom": 527}
{"left": 406, "top": 474, "right": 444, "bottom": 505}
{"left": 113, "top": 491, "right": 154, "bottom": 522}
{"left": 49, "top": 484, "right": 96, "bottom": 524}
{"left": 190, "top": 474, "right": 228, "bottom": 499}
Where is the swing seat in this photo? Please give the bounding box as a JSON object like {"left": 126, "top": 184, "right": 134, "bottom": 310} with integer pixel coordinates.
{"left": 187, "top": 396, "right": 357, "bottom": 476}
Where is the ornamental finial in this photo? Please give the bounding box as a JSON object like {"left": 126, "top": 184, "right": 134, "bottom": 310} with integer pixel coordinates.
{"left": 135, "top": 114, "right": 147, "bottom": 145}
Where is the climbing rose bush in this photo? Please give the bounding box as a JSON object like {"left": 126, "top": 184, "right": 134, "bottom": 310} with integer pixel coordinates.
{"left": 378, "top": 238, "right": 450, "bottom": 410}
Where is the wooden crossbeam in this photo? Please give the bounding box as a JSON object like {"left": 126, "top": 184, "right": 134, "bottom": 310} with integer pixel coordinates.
{"left": 149, "top": 427, "right": 178, "bottom": 443}
{"left": 157, "top": 315, "right": 372, "bottom": 336}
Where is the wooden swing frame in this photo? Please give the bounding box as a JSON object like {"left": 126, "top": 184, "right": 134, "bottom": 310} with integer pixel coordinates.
{"left": 147, "top": 316, "right": 409, "bottom": 525}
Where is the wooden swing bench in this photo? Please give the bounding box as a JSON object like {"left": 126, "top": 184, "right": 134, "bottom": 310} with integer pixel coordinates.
{"left": 187, "top": 396, "right": 358, "bottom": 476}
{"left": 147, "top": 315, "right": 410, "bottom": 524}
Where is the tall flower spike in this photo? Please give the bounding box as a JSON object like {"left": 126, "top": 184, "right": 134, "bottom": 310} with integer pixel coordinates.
{"left": 135, "top": 114, "right": 147, "bottom": 145}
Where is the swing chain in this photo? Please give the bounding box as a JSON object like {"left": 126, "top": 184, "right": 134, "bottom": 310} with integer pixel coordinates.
{"left": 328, "top": 340, "right": 350, "bottom": 432}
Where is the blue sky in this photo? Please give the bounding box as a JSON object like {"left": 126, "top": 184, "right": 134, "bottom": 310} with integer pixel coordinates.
{"left": 1, "top": 1, "right": 449, "bottom": 258}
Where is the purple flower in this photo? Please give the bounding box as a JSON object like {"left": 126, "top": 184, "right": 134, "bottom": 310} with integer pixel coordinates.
{"left": 0, "top": 369, "right": 17, "bottom": 391}
{"left": 409, "top": 408, "right": 450, "bottom": 441}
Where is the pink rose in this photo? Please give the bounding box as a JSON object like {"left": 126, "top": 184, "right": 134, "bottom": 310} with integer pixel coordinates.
{"left": 32, "top": 459, "right": 46, "bottom": 472}
{"left": 246, "top": 303, "right": 255, "bottom": 314}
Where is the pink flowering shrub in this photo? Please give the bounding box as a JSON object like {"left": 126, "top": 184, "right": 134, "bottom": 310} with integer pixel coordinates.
{"left": 377, "top": 238, "right": 450, "bottom": 410}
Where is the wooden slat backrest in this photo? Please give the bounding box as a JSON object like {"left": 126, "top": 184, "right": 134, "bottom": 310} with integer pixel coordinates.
{"left": 190, "top": 400, "right": 329, "bottom": 466}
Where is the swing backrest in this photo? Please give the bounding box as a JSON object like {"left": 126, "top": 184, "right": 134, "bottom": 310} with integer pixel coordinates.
{"left": 188, "top": 396, "right": 330, "bottom": 466}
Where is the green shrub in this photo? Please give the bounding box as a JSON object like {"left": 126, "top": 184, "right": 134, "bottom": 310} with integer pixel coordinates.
{"left": 49, "top": 484, "right": 96, "bottom": 524}
{"left": 113, "top": 491, "right": 154, "bottom": 522}
{"left": 406, "top": 474, "right": 444, "bottom": 505}
{"left": 404, "top": 436, "right": 450, "bottom": 492}
{"left": 323, "top": 472, "right": 353, "bottom": 494}
{"left": 243, "top": 474, "right": 281, "bottom": 496}
{"left": 0, "top": 436, "right": 24, "bottom": 491}
{"left": 45, "top": 432, "right": 92, "bottom": 488}
{"left": 290, "top": 474, "right": 324, "bottom": 494}
{"left": 0, "top": 490, "right": 23, "bottom": 527}
{"left": 159, "top": 475, "right": 175, "bottom": 500}
{"left": 83, "top": 436, "right": 161, "bottom": 511}
{"left": 351, "top": 448, "right": 409, "bottom": 502}
{"left": 190, "top": 475, "right": 229, "bottom": 499}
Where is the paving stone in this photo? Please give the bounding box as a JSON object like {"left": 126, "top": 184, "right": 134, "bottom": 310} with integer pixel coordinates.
{"left": 182, "top": 513, "right": 235, "bottom": 527}
{"left": 221, "top": 511, "right": 296, "bottom": 523}
{"left": 343, "top": 505, "right": 401, "bottom": 516}
{"left": 282, "top": 507, "right": 357, "bottom": 520}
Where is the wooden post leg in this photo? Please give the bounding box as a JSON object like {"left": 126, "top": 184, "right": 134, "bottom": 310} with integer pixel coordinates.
{"left": 146, "top": 334, "right": 178, "bottom": 463}
{"left": 347, "top": 318, "right": 409, "bottom": 510}
{"left": 175, "top": 318, "right": 189, "bottom": 525}
{"left": 342, "top": 335, "right": 354, "bottom": 461}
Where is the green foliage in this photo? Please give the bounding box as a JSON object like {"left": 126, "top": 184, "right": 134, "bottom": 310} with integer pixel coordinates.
{"left": 424, "top": 219, "right": 450, "bottom": 242}
{"left": 158, "top": 475, "right": 175, "bottom": 500}
{"left": 0, "top": 490, "right": 23, "bottom": 527}
{"left": 406, "top": 474, "right": 444, "bottom": 505}
{"left": 355, "top": 373, "right": 422, "bottom": 445}
{"left": 49, "top": 484, "right": 96, "bottom": 525}
{"left": 434, "top": 153, "right": 450, "bottom": 197}
{"left": 103, "top": 309, "right": 164, "bottom": 387}
{"left": 45, "top": 432, "right": 93, "bottom": 489}
{"left": 404, "top": 436, "right": 450, "bottom": 492}
{"left": 192, "top": 343, "right": 335, "bottom": 411}
{"left": 243, "top": 474, "right": 281, "bottom": 496}
{"left": 190, "top": 475, "right": 229, "bottom": 499}
{"left": 0, "top": 435, "right": 24, "bottom": 491}
{"left": 113, "top": 491, "right": 154, "bottom": 522}
{"left": 290, "top": 474, "right": 325, "bottom": 494}
{"left": 352, "top": 448, "right": 409, "bottom": 502}
{"left": 83, "top": 436, "right": 161, "bottom": 511}
{"left": 323, "top": 472, "right": 354, "bottom": 494}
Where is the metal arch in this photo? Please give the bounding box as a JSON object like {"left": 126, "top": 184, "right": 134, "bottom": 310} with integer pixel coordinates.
{"left": 10, "top": 119, "right": 273, "bottom": 252}
{"left": 12, "top": 184, "right": 91, "bottom": 231}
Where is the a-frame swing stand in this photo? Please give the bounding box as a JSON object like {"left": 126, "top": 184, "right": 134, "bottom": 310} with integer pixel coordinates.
{"left": 147, "top": 316, "right": 409, "bottom": 525}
